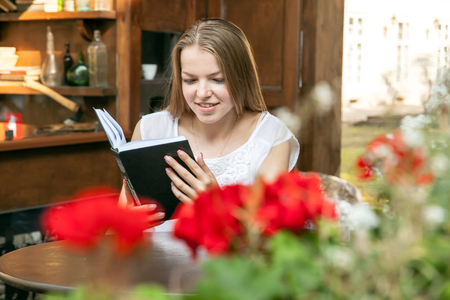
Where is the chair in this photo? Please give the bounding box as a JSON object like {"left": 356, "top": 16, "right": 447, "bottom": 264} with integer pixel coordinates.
{"left": 317, "top": 173, "right": 363, "bottom": 204}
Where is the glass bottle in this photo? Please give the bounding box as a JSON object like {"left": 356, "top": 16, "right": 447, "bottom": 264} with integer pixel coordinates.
{"left": 63, "top": 42, "right": 74, "bottom": 86}
{"left": 94, "top": 0, "right": 110, "bottom": 11}
{"left": 76, "top": 0, "right": 91, "bottom": 11}
{"left": 88, "top": 30, "right": 108, "bottom": 87}
{"left": 67, "top": 51, "right": 89, "bottom": 86}
{"left": 40, "top": 26, "right": 62, "bottom": 86}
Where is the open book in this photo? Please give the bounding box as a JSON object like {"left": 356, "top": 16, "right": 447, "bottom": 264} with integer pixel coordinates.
{"left": 94, "top": 108, "right": 195, "bottom": 219}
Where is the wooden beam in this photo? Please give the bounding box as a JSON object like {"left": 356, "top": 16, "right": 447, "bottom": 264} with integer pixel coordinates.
{"left": 298, "top": 0, "right": 344, "bottom": 176}
{"left": 116, "top": 0, "right": 141, "bottom": 132}
{"left": 282, "top": 0, "right": 301, "bottom": 110}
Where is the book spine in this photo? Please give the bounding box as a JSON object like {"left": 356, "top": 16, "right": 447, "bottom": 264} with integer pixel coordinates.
{"left": 111, "top": 149, "right": 142, "bottom": 206}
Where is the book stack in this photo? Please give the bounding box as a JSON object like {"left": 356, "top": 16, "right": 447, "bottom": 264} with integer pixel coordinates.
{"left": 0, "top": 0, "right": 17, "bottom": 12}
{"left": 16, "top": 0, "right": 45, "bottom": 12}
{"left": 0, "top": 66, "right": 41, "bottom": 81}
{"left": 0, "top": 47, "right": 18, "bottom": 69}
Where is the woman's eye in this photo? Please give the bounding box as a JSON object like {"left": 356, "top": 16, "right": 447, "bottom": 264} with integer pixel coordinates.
{"left": 213, "top": 78, "right": 225, "bottom": 83}
{"left": 183, "top": 79, "right": 196, "bottom": 84}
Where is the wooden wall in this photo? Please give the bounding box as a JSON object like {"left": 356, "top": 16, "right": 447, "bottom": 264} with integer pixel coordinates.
{"left": 136, "top": 0, "right": 344, "bottom": 176}
{"left": 0, "top": 142, "right": 122, "bottom": 211}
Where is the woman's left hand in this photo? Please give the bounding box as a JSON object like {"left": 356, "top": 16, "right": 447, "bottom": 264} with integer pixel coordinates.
{"left": 164, "top": 150, "right": 217, "bottom": 204}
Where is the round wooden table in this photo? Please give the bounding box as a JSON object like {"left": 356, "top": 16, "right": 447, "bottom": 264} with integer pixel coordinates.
{"left": 0, "top": 232, "right": 203, "bottom": 295}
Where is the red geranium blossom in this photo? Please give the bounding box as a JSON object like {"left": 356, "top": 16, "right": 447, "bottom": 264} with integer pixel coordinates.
{"left": 173, "top": 172, "right": 337, "bottom": 257}
{"left": 256, "top": 172, "right": 337, "bottom": 235}
{"left": 41, "top": 186, "right": 150, "bottom": 256}
{"left": 173, "top": 184, "right": 249, "bottom": 257}
{"left": 356, "top": 131, "right": 434, "bottom": 186}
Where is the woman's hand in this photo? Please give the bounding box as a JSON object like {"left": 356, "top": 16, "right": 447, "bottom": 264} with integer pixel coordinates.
{"left": 164, "top": 150, "right": 217, "bottom": 204}
{"left": 118, "top": 179, "right": 166, "bottom": 227}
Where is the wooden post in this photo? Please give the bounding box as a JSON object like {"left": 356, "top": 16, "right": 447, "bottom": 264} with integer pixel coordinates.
{"left": 298, "top": 0, "right": 344, "bottom": 176}
{"left": 116, "top": 0, "right": 142, "bottom": 134}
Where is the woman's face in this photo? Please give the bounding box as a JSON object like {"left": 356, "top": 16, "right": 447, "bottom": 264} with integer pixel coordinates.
{"left": 180, "top": 45, "right": 235, "bottom": 125}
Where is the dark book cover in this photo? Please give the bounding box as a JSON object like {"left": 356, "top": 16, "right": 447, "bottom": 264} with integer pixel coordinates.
{"left": 113, "top": 140, "right": 195, "bottom": 220}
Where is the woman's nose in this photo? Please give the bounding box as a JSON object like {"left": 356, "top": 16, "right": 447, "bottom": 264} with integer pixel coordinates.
{"left": 196, "top": 81, "right": 212, "bottom": 98}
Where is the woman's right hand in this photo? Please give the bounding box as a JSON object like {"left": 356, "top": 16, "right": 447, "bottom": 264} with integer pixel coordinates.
{"left": 118, "top": 179, "right": 166, "bottom": 227}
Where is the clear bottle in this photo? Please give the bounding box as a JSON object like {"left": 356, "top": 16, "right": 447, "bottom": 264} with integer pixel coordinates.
{"left": 63, "top": 42, "right": 74, "bottom": 86}
{"left": 76, "top": 0, "right": 91, "bottom": 11}
{"left": 94, "top": 0, "right": 110, "bottom": 11}
{"left": 40, "top": 26, "right": 62, "bottom": 86}
{"left": 88, "top": 30, "right": 108, "bottom": 87}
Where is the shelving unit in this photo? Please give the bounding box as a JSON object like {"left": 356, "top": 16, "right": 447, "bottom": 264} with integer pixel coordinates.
{"left": 0, "top": 85, "right": 116, "bottom": 96}
{"left": 0, "top": 6, "right": 128, "bottom": 211}
{"left": 0, "top": 11, "right": 116, "bottom": 21}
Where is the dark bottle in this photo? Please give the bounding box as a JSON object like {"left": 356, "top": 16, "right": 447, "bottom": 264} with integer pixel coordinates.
{"left": 63, "top": 42, "right": 74, "bottom": 86}
{"left": 66, "top": 51, "right": 89, "bottom": 86}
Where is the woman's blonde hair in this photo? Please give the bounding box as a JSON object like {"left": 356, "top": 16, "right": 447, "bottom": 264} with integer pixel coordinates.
{"left": 166, "top": 18, "right": 267, "bottom": 118}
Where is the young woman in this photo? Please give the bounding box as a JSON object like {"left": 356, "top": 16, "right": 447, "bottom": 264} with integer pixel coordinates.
{"left": 119, "top": 18, "right": 300, "bottom": 227}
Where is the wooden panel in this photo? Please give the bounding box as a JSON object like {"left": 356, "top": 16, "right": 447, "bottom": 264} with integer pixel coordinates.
{"left": 208, "top": 0, "right": 300, "bottom": 110}
{"left": 0, "top": 142, "right": 122, "bottom": 211}
{"left": 298, "top": 0, "right": 344, "bottom": 175}
{"left": 210, "top": 0, "right": 284, "bottom": 88}
{"left": 141, "top": 0, "right": 207, "bottom": 33}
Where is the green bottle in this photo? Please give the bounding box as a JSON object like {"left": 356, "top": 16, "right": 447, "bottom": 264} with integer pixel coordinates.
{"left": 67, "top": 51, "right": 89, "bottom": 86}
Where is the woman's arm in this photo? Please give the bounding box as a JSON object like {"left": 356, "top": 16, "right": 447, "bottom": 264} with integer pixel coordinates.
{"left": 256, "top": 140, "right": 290, "bottom": 183}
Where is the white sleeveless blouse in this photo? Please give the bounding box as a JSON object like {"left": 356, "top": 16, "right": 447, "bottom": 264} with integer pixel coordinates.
{"left": 140, "top": 111, "right": 299, "bottom": 187}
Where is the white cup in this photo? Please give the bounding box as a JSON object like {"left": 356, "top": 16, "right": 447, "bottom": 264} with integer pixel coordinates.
{"left": 142, "top": 64, "right": 157, "bottom": 80}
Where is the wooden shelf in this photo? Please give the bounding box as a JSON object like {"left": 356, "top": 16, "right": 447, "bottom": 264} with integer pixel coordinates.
{"left": 0, "top": 11, "right": 116, "bottom": 21}
{"left": 0, "top": 85, "right": 116, "bottom": 96}
{"left": 0, "top": 131, "right": 109, "bottom": 152}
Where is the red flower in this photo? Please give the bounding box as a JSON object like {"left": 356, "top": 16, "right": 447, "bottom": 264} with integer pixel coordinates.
{"left": 173, "top": 184, "right": 249, "bottom": 257}
{"left": 256, "top": 172, "right": 337, "bottom": 235}
{"left": 41, "top": 186, "right": 150, "bottom": 256}
{"left": 356, "top": 131, "right": 434, "bottom": 186}
{"left": 173, "top": 172, "right": 337, "bottom": 257}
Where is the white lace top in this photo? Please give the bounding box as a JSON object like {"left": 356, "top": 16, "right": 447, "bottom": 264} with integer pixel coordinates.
{"left": 140, "top": 111, "right": 300, "bottom": 187}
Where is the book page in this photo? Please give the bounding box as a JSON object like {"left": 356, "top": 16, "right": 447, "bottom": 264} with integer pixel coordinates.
{"left": 118, "top": 136, "right": 187, "bottom": 152}
{"left": 102, "top": 109, "right": 126, "bottom": 144}
{"left": 94, "top": 108, "right": 125, "bottom": 149}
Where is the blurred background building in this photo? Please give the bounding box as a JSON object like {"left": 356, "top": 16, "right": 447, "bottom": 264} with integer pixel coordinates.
{"left": 342, "top": 0, "right": 450, "bottom": 111}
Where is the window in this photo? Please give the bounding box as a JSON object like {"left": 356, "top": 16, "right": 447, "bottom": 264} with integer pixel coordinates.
{"left": 344, "top": 16, "right": 364, "bottom": 84}
{"left": 436, "top": 22, "right": 450, "bottom": 78}
{"left": 395, "top": 22, "right": 409, "bottom": 83}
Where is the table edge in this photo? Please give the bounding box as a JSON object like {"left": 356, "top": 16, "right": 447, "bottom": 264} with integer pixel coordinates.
{"left": 0, "top": 270, "right": 74, "bottom": 294}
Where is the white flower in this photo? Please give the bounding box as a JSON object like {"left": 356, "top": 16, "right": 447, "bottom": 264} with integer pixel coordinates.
{"left": 325, "top": 246, "right": 354, "bottom": 271}
{"left": 310, "top": 81, "right": 334, "bottom": 114}
{"left": 402, "top": 129, "right": 425, "bottom": 148}
{"left": 400, "top": 114, "right": 431, "bottom": 148}
{"left": 272, "top": 106, "right": 301, "bottom": 134}
{"left": 425, "top": 94, "right": 441, "bottom": 112}
{"left": 400, "top": 114, "right": 432, "bottom": 132}
{"left": 430, "top": 154, "right": 450, "bottom": 177}
{"left": 371, "top": 144, "right": 392, "bottom": 159}
{"left": 422, "top": 204, "right": 446, "bottom": 227}
{"left": 431, "top": 83, "right": 448, "bottom": 96}
{"left": 335, "top": 201, "right": 379, "bottom": 232}
{"left": 347, "top": 203, "right": 379, "bottom": 231}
